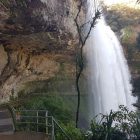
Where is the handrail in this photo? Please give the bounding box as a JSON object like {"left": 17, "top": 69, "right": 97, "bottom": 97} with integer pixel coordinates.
{"left": 16, "top": 115, "right": 48, "bottom": 119}
{"left": 12, "top": 109, "right": 72, "bottom": 140}
{"left": 15, "top": 110, "right": 48, "bottom": 112}
{"left": 16, "top": 121, "right": 52, "bottom": 126}
{"left": 52, "top": 117, "right": 71, "bottom": 140}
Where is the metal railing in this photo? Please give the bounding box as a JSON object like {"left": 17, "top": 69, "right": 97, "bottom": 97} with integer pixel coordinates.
{"left": 12, "top": 109, "right": 71, "bottom": 140}
{"left": 51, "top": 117, "right": 71, "bottom": 140}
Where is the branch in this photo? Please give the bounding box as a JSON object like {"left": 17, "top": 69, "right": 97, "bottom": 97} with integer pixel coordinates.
{"left": 136, "top": 0, "right": 140, "bottom": 4}
{"left": 80, "top": 20, "right": 91, "bottom": 29}
{"left": 83, "top": 10, "right": 101, "bottom": 46}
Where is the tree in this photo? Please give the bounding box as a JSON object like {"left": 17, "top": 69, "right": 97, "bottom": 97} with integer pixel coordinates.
{"left": 75, "top": 0, "right": 101, "bottom": 127}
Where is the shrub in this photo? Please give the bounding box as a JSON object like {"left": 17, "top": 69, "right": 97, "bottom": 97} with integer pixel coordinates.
{"left": 17, "top": 95, "right": 74, "bottom": 124}
{"left": 56, "top": 122, "right": 86, "bottom": 140}
{"left": 88, "top": 105, "right": 140, "bottom": 140}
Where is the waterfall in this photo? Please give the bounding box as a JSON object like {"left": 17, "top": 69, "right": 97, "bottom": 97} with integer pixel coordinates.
{"left": 85, "top": 0, "right": 136, "bottom": 120}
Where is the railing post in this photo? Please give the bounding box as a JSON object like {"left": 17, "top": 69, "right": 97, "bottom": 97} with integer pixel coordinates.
{"left": 51, "top": 117, "right": 55, "bottom": 140}
{"left": 12, "top": 108, "right": 17, "bottom": 132}
{"left": 37, "top": 111, "right": 38, "bottom": 132}
{"left": 45, "top": 111, "right": 48, "bottom": 134}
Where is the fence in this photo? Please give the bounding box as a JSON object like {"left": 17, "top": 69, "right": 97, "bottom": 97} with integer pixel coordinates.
{"left": 12, "top": 109, "right": 71, "bottom": 140}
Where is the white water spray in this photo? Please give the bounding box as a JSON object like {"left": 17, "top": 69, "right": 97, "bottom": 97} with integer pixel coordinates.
{"left": 85, "top": 0, "right": 136, "bottom": 119}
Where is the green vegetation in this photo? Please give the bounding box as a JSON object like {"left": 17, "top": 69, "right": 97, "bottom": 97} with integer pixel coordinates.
{"left": 15, "top": 95, "right": 74, "bottom": 124}
{"left": 121, "top": 26, "right": 137, "bottom": 61}
{"left": 89, "top": 105, "right": 140, "bottom": 140}
{"left": 121, "top": 26, "right": 135, "bottom": 45}
{"left": 55, "top": 105, "right": 140, "bottom": 140}
{"left": 107, "top": 4, "right": 140, "bottom": 27}
{"left": 11, "top": 94, "right": 140, "bottom": 140}
{"left": 12, "top": 93, "right": 89, "bottom": 124}
{"left": 56, "top": 122, "right": 85, "bottom": 140}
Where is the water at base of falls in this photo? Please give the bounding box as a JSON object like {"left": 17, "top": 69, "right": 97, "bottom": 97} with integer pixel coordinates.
{"left": 85, "top": 10, "right": 137, "bottom": 119}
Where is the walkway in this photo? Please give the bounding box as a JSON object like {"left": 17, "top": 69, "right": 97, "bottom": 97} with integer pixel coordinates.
{"left": 0, "top": 132, "right": 49, "bottom": 140}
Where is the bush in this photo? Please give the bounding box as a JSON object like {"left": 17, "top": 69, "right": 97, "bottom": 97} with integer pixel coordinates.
{"left": 56, "top": 122, "right": 86, "bottom": 140}
{"left": 17, "top": 95, "right": 74, "bottom": 124}
{"left": 88, "top": 105, "right": 140, "bottom": 140}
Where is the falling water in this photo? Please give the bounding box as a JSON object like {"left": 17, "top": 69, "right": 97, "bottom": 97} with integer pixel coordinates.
{"left": 85, "top": 0, "right": 136, "bottom": 120}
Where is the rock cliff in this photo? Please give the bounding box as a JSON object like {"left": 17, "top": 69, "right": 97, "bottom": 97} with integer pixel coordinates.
{"left": 0, "top": 0, "right": 86, "bottom": 103}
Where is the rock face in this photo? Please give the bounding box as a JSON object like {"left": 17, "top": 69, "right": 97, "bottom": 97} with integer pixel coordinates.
{"left": 0, "top": 0, "right": 81, "bottom": 35}
{"left": 0, "top": 0, "right": 86, "bottom": 103}
{"left": 0, "top": 46, "right": 8, "bottom": 76}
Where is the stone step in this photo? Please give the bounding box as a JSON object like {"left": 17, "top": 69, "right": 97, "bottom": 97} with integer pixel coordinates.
{"left": 0, "top": 118, "right": 13, "bottom": 125}
{"left": 0, "top": 111, "right": 11, "bottom": 119}
{"left": 0, "top": 109, "right": 14, "bottom": 135}
{"left": 0, "top": 131, "right": 14, "bottom": 135}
